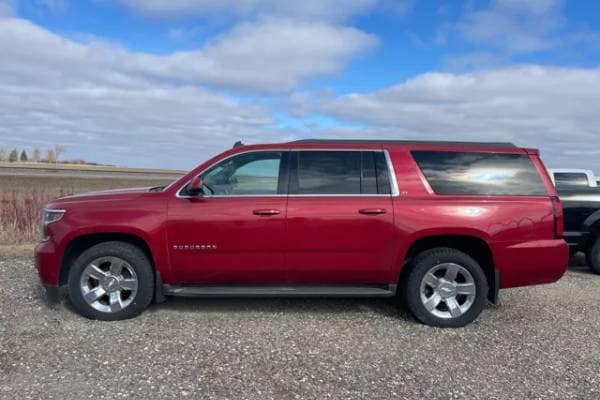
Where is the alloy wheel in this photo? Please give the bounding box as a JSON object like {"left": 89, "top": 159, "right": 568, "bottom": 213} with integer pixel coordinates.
{"left": 79, "top": 256, "right": 138, "bottom": 313}
{"left": 419, "top": 262, "right": 476, "bottom": 319}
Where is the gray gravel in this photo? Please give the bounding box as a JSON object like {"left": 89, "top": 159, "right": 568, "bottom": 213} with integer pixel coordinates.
{"left": 0, "top": 257, "right": 599, "bottom": 400}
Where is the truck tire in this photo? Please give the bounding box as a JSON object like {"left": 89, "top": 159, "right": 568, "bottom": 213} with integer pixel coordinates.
{"left": 402, "top": 247, "right": 488, "bottom": 328}
{"left": 67, "top": 241, "right": 154, "bottom": 320}
{"left": 587, "top": 238, "right": 600, "bottom": 275}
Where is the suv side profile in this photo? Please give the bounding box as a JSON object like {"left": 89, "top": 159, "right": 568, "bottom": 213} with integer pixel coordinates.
{"left": 35, "top": 140, "right": 569, "bottom": 328}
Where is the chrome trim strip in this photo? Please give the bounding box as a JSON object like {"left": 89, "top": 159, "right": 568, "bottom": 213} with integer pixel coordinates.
{"left": 179, "top": 194, "right": 288, "bottom": 198}
{"left": 163, "top": 283, "right": 396, "bottom": 297}
{"left": 384, "top": 149, "right": 400, "bottom": 196}
{"left": 179, "top": 193, "right": 392, "bottom": 198}
{"left": 294, "top": 148, "right": 384, "bottom": 152}
{"left": 291, "top": 194, "right": 391, "bottom": 198}
{"left": 176, "top": 148, "right": 394, "bottom": 199}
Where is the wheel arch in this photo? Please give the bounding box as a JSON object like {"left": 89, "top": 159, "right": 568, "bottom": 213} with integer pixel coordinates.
{"left": 59, "top": 232, "right": 156, "bottom": 287}
{"left": 399, "top": 234, "right": 499, "bottom": 303}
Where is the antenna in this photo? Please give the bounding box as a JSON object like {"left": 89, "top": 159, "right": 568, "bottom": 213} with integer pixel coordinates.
{"left": 233, "top": 141, "right": 244, "bottom": 148}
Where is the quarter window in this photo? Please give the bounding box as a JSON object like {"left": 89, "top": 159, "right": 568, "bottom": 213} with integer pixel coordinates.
{"left": 199, "top": 152, "right": 283, "bottom": 195}
{"left": 412, "top": 151, "right": 547, "bottom": 196}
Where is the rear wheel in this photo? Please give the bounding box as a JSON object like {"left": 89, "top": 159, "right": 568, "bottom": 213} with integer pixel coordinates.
{"left": 403, "top": 248, "right": 488, "bottom": 328}
{"left": 586, "top": 238, "right": 600, "bottom": 275}
{"left": 67, "top": 241, "right": 154, "bottom": 320}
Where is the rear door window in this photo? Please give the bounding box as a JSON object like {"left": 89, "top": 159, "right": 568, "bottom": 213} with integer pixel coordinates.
{"left": 289, "top": 151, "right": 391, "bottom": 195}
{"left": 412, "top": 151, "right": 547, "bottom": 196}
{"left": 294, "top": 151, "right": 361, "bottom": 194}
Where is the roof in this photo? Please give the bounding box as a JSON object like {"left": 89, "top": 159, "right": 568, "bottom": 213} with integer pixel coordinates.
{"left": 290, "top": 139, "right": 517, "bottom": 148}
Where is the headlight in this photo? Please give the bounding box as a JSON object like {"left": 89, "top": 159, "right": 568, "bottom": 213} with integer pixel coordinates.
{"left": 40, "top": 209, "right": 65, "bottom": 242}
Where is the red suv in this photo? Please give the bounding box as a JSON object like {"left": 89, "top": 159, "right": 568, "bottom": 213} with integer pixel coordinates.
{"left": 35, "top": 140, "right": 569, "bottom": 327}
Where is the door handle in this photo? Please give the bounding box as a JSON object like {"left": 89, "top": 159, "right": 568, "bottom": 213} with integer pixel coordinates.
{"left": 359, "top": 208, "right": 387, "bottom": 215}
{"left": 253, "top": 209, "right": 281, "bottom": 216}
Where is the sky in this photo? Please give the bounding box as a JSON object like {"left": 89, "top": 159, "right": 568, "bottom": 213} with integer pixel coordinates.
{"left": 1, "top": 0, "right": 600, "bottom": 170}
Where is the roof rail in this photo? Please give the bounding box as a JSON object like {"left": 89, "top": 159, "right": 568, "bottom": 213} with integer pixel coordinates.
{"left": 290, "top": 139, "right": 517, "bottom": 147}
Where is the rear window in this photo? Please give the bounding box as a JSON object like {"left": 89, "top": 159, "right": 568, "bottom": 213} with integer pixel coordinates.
{"left": 553, "top": 172, "right": 589, "bottom": 187}
{"left": 412, "top": 151, "right": 547, "bottom": 196}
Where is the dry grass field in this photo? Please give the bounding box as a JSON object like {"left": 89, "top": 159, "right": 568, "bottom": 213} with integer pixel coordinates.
{"left": 0, "top": 174, "right": 175, "bottom": 246}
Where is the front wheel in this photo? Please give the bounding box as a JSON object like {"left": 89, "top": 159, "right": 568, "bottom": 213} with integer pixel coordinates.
{"left": 402, "top": 248, "right": 489, "bottom": 328}
{"left": 67, "top": 241, "right": 154, "bottom": 320}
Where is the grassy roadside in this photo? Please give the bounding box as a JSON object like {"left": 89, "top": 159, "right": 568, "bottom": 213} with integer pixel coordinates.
{"left": 1, "top": 175, "right": 174, "bottom": 245}
{"left": 0, "top": 243, "right": 34, "bottom": 258}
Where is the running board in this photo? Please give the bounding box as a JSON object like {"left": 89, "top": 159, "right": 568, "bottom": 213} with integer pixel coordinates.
{"left": 162, "top": 284, "right": 397, "bottom": 298}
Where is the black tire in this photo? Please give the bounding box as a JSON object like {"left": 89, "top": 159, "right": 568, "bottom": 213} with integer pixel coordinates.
{"left": 402, "top": 247, "right": 488, "bottom": 328}
{"left": 586, "top": 238, "right": 600, "bottom": 275}
{"left": 67, "top": 241, "right": 154, "bottom": 321}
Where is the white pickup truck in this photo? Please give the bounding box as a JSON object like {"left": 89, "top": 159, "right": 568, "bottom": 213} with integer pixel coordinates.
{"left": 548, "top": 169, "right": 598, "bottom": 188}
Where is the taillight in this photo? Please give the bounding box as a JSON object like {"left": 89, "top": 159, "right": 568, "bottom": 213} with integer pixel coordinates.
{"left": 551, "top": 196, "right": 564, "bottom": 239}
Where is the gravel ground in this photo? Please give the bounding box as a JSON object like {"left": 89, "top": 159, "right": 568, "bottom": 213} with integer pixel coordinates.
{"left": 0, "top": 257, "right": 599, "bottom": 400}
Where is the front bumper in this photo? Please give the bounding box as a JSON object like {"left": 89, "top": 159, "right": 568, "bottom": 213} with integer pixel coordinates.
{"left": 34, "top": 239, "right": 61, "bottom": 286}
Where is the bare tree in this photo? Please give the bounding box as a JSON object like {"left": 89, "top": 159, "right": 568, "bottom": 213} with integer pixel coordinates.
{"left": 0, "top": 147, "right": 7, "bottom": 161}
{"left": 19, "top": 150, "right": 28, "bottom": 162}
{"left": 45, "top": 149, "right": 56, "bottom": 163}
{"left": 54, "top": 145, "right": 65, "bottom": 162}
{"left": 8, "top": 149, "right": 18, "bottom": 162}
{"left": 32, "top": 147, "right": 41, "bottom": 162}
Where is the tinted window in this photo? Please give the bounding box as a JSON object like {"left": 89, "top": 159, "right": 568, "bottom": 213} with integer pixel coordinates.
{"left": 554, "top": 172, "right": 589, "bottom": 187}
{"left": 200, "top": 152, "right": 282, "bottom": 195}
{"left": 296, "top": 151, "right": 361, "bottom": 194}
{"left": 360, "top": 151, "right": 392, "bottom": 195}
{"left": 374, "top": 152, "right": 391, "bottom": 194}
{"left": 412, "top": 151, "right": 547, "bottom": 196}
{"left": 290, "top": 151, "right": 391, "bottom": 195}
{"left": 361, "top": 151, "right": 378, "bottom": 194}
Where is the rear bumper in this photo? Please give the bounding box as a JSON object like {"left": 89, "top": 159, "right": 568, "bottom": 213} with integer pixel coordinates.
{"left": 493, "top": 239, "right": 569, "bottom": 289}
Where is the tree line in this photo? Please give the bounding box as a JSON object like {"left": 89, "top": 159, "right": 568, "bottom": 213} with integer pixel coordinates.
{"left": 0, "top": 145, "right": 65, "bottom": 163}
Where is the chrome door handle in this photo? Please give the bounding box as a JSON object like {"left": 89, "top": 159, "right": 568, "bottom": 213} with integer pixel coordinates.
{"left": 359, "top": 208, "right": 387, "bottom": 215}
{"left": 253, "top": 209, "right": 281, "bottom": 216}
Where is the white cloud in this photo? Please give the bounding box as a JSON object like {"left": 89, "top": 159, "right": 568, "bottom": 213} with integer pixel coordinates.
{"left": 0, "top": 18, "right": 376, "bottom": 93}
{"left": 116, "top": 0, "right": 379, "bottom": 21}
{"left": 299, "top": 66, "right": 600, "bottom": 170}
{"left": 458, "top": 0, "right": 563, "bottom": 53}
{"left": 179, "top": 19, "right": 377, "bottom": 92}
{"left": 0, "top": 85, "right": 278, "bottom": 168}
{"left": 0, "top": 18, "right": 302, "bottom": 167}
{"left": 0, "top": 16, "right": 376, "bottom": 167}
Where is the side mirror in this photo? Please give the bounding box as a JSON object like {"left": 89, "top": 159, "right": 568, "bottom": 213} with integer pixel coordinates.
{"left": 187, "top": 176, "right": 204, "bottom": 196}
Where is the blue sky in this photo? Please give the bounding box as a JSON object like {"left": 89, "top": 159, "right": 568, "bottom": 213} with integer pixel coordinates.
{"left": 1, "top": 0, "right": 600, "bottom": 169}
